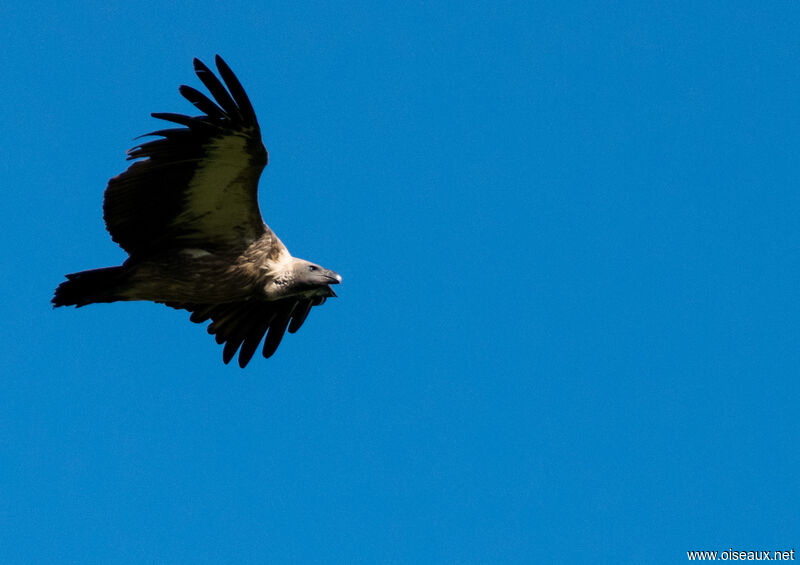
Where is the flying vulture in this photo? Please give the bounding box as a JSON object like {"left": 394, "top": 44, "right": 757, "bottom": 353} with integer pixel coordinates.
{"left": 52, "top": 55, "right": 341, "bottom": 367}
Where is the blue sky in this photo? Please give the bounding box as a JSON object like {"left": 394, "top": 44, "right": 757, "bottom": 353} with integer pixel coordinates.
{"left": 2, "top": 2, "right": 799, "bottom": 563}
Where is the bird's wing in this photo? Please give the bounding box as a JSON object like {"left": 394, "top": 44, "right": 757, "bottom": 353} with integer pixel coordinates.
{"left": 103, "top": 55, "right": 269, "bottom": 258}
{"left": 165, "top": 296, "right": 329, "bottom": 368}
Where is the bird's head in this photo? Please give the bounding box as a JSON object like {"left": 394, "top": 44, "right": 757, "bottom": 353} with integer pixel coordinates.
{"left": 294, "top": 259, "right": 342, "bottom": 295}
{"left": 265, "top": 258, "right": 341, "bottom": 300}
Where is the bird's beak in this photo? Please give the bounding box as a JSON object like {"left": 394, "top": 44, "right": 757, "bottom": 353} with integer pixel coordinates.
{"left": 325, "top": 269, "right": 341, "bottom": 297}
{"left": 325, "top": 270, "right": 342, "bottom": 285}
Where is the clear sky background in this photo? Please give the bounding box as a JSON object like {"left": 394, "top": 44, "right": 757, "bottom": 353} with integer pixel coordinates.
{"left": 2, "top": 2, "right": 798, "bottom": 563}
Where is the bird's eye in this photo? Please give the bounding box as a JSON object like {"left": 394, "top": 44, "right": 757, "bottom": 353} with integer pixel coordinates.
{"left": 309, "top": 265, "right": 318, "bottom": 271}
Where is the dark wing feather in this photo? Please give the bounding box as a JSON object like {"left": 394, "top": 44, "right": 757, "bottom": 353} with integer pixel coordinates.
{"left": 192, "top": 58, "right": 241, "bottom": 119}
{"left": 166, "top": 298, "right": 320, "bottom": 368}
{"left": 103, "top": 56, "right": 268, "bottom": 257}
{"left": 177, "top": 85, "right": 227, "bottom": 120}
{"left": 237, "top": 315, "right": 274, "bottom": 368}
{"left": 214, "top": 55, "right": 258, "bottom": 124}
{"left": 261, "top": 303, "right": 295, "bottom": 360}
{"left": 288, "top": 300, "right": 313, "bottom": 333}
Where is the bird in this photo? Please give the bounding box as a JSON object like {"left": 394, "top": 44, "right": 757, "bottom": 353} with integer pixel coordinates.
{"left": 52, "top": 55, "right": 341, "bottom": 368}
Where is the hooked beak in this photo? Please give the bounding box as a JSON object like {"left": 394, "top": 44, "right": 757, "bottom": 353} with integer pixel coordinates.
{"left": 325, "top": 270, "right": 342, "bottom": 285}
{"left": 325, "top": 269, "right": 341, "bottom": 297}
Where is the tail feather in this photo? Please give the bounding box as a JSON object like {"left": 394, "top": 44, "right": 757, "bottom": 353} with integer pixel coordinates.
{"left": 52, "top": 266, "right": 127, "bottom": 307}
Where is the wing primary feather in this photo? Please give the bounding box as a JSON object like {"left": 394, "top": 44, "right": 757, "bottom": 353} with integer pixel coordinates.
{"left": 222, "top": 328, "right": 248, "bottom": 364}
{"left": 288, "top": 299, "right": 313, "bottom": 334}
{"left": 206, "top": 305, "right": 240, "bottom": 335}
{"left": 220, "top": 309, "right": 264, "bottom": 363}
{"left": 149, "top": 112, "right": 203, "bottom": 128}
{"left": 222, "top": 343, "right": 237, "bottom": 364}
{"left": 178, "top": 85, "right": 227, "bottom": 120}
{"left": 192, "top": 58, "right": 240, "bottom": 120}
{"left": 134, "top": 127, "right": 191, "bottom": 140}
{"left": 237, "top": 310, "right": 276, "bottom": 368}
{"left": 189, "top": 307, "right": 215, "bottom": 323}
{"left": 147, "top": 113, "right": 219, "bottom": 138}
{"left": 214, "top": 55, "right": 258, "bottom": 125}
{"left": 262, "top": 303, "right": 296, "bottom": 359}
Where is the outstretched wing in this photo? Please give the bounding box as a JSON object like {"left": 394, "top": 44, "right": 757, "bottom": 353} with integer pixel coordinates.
{"left": 165, "top": 296, "right": 330, "bottom": 368}
{"left": 103, "top": 55, "right": 268, "bottom": 258}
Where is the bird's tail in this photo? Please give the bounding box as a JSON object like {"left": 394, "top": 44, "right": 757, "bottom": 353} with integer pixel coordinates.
{"left": 52, "top": 266, "right": 127, "bottom": 307}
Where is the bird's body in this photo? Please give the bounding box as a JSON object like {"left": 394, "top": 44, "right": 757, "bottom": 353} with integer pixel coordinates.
{"left": 52, "top": 56, "right": 341, "bottom": 367}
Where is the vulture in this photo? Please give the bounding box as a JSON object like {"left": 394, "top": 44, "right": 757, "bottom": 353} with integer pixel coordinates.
{"left": 52, "top": 55, "right": 341, "bottom": 367}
